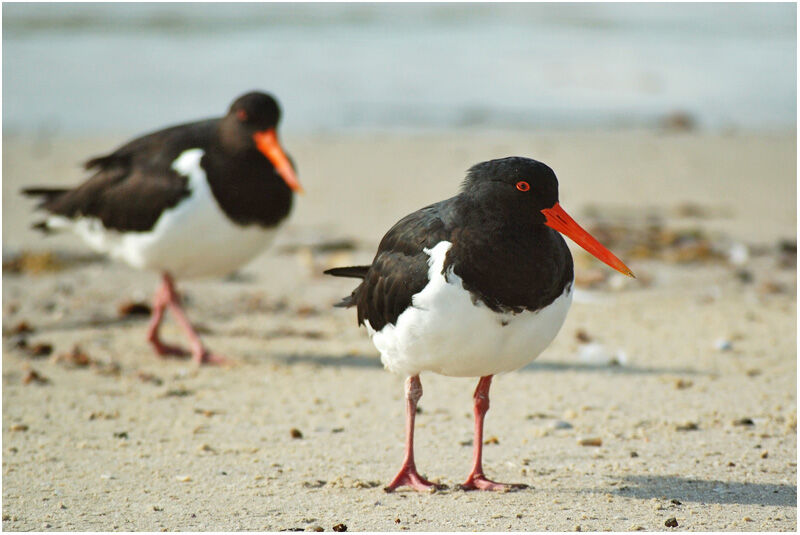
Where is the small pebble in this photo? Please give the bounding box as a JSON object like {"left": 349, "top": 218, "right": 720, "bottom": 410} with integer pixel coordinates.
{"left": 164, "top": 388, "right": 193, "bottom": 397}
{"left": 743, "top": 516, "right": 753, "bottom": 522}
{"left": 713, "top": 338, "right": 733, "bottom": 351}
{"left": 26, "top": 343, "right": 53, "bottom": 358}
{"left": 674, "top": 378, "right": 693, "bottom": 389}
{"left": 665, "top": 517, "right": 679, "bottom": 528}
{"left": 153, "top": 505, "right": 163, "bottom": 512}
{"left": 117, "top": 301, "right": 152, "bottom": 318}
{"left": 671, "top": 499, "right": 682, "bottom": 505}
{"left": 761, "top": 451, "right": 769, "bottom": 459}
{"left": 727, "top": 242, "right": 749, "bottom": 265}
{"left": 578, "top": 437, "right": 602, "bottom": 447}
{"left": 332, "top": 524, "right": 347, "bottom": 532}
{"left": 53, "top": 345, "right": 92, "bottom": 367}
{"left": 10, "top": 321, "right": 34, "bottom": 334}
{"left": 483, "top": 436, "right": 499, "bottom": 445}
{"left": 733, "top": 418, "right": 754, "bottom": 426}
{"left": 550, "top": 420, "right": 573, "bottom": 430}
{"left": 577, "top": 343, "right": 626, "bottom": 366}
{"left": 137, "top": 372, "right": 163, "bottom": 386}
{"left": 22, "top": 369, "right": 49, "bottom": 385}
{"left": 290, "top": 428, "right": 303, "bottom": 439}
{"left": 759, "top": 280, "right": 785, "bottom": 295}
{"left": 10, "top": 424, "right": 29, "bottom": 432}
{"left": 176, "top": 475, "right": 192, "bottom": 482}
{"left": 575, "top": 329, "right": 592, "bottom": 343}
{"left": 675, "top": 422, "right": 699, "bottom": 432}
{"left": 630, "top": 451, "right": 639, "bottom": 458}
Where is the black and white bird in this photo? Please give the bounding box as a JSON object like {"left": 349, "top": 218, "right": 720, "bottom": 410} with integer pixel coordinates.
{"left": 23, "top": 91, "right": 302, "bottom": 365}
{"left": 325, "top": 156, "right": 633, "bottom": 491}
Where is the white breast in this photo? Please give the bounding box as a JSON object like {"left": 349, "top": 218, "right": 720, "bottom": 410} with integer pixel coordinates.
{"left": 366, "top": 241, "right": 573, "bottom": 378}
{"left": 48, "top": 149, "right": 279, "bottom": 279}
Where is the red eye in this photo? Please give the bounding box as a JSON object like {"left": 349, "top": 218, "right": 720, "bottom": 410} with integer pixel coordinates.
{"left": 516, "top": 181, "right": 530, "bottom": 192}
{"left": 236, "top": 109, "right": 248, "bottom": 121}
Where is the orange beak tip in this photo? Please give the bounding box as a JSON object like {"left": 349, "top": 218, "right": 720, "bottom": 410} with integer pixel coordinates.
{"left": 543, "top": 202, "right": 635, "bottom": 280}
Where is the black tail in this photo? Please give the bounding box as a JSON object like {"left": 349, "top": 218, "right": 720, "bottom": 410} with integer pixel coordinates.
{"left": 31, "top": 221, "right": 52, "bottom": 233}
{"left": 324, "top": 265, "right": 369, "bottom": 308}
{"left": 22, "top": 187, "right": 69, "bottom": 207}
{"left": 22, "top": 187, "right": 70, "bottom": 234}
{"left": 323, "top": 265, "right": 370, "bottom": 279}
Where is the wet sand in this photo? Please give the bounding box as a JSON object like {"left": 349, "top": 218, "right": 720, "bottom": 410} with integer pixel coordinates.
{"left": 2, "top": 130, "right": 796, "bottom": 531}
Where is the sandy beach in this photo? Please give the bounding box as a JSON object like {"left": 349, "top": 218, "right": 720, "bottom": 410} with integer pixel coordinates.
{"left": 2, "top": 129, "right": 796, "bottom": 531}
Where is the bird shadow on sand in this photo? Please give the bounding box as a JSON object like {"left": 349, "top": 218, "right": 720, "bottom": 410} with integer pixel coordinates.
{"left": 274, "top": 353, "right": 384, "bottom": 369}
{"left": 269, "top": 353, "right": 705, "bottom": 377}
{"left": 520, "top": 360, "right": 708, "bottom": 376}
{"left": 603, "top": 475, "right": 796, "bottom": 507}
{"left": 4, "top": 316, "right": 146, "bottom": 337}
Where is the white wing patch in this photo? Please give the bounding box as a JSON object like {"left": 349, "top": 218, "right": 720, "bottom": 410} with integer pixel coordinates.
{"left": 44, "top": 149, "right": 278, "bottom": 278}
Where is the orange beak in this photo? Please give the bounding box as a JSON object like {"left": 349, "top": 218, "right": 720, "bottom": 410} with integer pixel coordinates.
{"left": 542, "top": 202, "right": 635, "bottom": 278}
{"left": 253, "top": 129, "right": 304, "bottom": 194}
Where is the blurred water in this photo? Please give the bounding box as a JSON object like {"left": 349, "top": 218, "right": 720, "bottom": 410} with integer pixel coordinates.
{"left": 2, "top": 2, "right": 796, "bottom": 134}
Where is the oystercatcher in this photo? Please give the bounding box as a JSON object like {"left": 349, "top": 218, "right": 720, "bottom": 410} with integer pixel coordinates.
{"left": 325, "top": 156, "right": 633, "bottom": 491}
{"left": 23, "top": 91, "right": 302, "bottom": 365}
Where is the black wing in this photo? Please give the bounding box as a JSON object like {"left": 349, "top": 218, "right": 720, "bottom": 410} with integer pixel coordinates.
{"left": 327, "top": 199, "right": 457, "bottom": 331}
{"left": 23, "top": 120, "right": 218, "bottom": 233}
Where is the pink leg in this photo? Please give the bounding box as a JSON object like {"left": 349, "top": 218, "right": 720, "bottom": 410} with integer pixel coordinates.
{"left": 460, "top": 376, "right": 527, "bottom": 491}
{"left": 148, "top": 273, "right": 229, "bottom": 365}
{"left": 385, "top": 375, "right": 443, "bottom": 492}
{"left": 146, "top": 276, "right": 189, "bottom": 357}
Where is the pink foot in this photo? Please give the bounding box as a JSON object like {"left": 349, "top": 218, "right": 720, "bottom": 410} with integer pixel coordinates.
{"left": 460, "top": 473, "right": 527, "bottom": 492}
{"left": 385, "top": 464, "right": 444, "bottom": 493}
{"left": 385, "top": 376, "right": 444, "bottom": 492}
{"left": 459, "top": 376, "right": 529, "bottom": 492}
{"left": 193, "top": 350, "right": 233, "bottom": 366}
{"left": 147, "top": 273, "right": 233, "bottom": 367}
{"left": 150, "top": 338, "right": 189, "bottom": 358}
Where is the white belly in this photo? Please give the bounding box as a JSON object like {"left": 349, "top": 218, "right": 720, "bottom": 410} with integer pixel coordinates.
{"left": 49, "top": 149, "right": 279, "bottom": 278}
{"left": 366, "top": 241, "right": 573, "bottom": 378}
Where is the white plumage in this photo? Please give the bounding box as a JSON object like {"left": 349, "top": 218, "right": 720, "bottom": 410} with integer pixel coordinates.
{"left": 366, "top": 240, "right": 573, "bottom": 378}
{"left": 44, "top": 149, "right": 277, "bottom": 279}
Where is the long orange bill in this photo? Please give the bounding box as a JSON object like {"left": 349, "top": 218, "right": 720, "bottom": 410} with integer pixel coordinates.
{"left": 253, "top": 129, "right": 304, "bottom": 194}
{"left": 541, "top": 202, "right": 635, "bottom": 278}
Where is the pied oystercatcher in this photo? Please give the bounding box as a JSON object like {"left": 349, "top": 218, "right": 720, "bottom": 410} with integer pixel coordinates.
{"left": 325, "top": 156, "right": 633, "bottom": 491}
{"left": 23, "top": 91, "right": 302, "bottom": 365}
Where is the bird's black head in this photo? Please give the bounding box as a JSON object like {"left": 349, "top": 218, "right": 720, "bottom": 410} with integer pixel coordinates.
{"left": 221, "top": 91, "right": 303, "bottom": 193}
{"left": 461, "top": 156, "right": 560, "bottom": 225}
{"left": 461, "top": 156, "right": 634, "bottom": 278}
{"left": 227, "top": 91, "right": 282, "bottom": 132}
